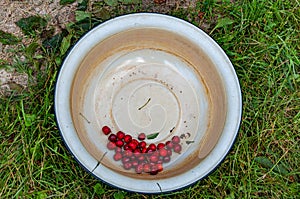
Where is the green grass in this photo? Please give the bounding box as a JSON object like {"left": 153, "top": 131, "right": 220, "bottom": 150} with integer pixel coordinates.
{"left": 1, "top": 0, "right": 299, "bottom": 198}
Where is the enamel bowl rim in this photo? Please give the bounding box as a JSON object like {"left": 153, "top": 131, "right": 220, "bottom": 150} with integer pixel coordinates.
{"left": 54, "top": 13, "right": 242, "bottom": 194}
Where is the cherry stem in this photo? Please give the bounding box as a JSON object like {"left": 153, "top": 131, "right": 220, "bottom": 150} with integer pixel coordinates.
{"left": 79, "top": 112, "right": 91, "bottom": 124}
{"left": 169, "top": 127, "right": 175, "bottom": 133}
{"left": 138, "top": 98, "right": 151, "bottom": 110}
{"left": 186, "top": 141, "right": 195, "bottom": 144}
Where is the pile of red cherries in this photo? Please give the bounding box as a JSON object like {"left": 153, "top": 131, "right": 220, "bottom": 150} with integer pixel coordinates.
{"left": 102, "top": 126, "right": 182, "bottom": 175}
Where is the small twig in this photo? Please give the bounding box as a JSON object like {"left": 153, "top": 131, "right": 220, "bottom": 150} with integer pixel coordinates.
{"left": 79, "top": 112, "right": 91, "bottom": 124}
{"left": 99, "top": 151, "right": 108, "bottom": 164}
{"left": 186, "top": 141, "right": 195, "bottom": 145}
{"left": 169, "top": 127, "right": 175, "bottom": 133}
{"left": 91, "top": 161, "right": 100, "bottom": 172}
{"left": 156, "top": 182, "right": 163, "bottom": 192}
{"left": 138, "top": 98, "right": 151, "bottom": 110}
{"left": 91, "top": 151, "right": 108, "bottom": 172}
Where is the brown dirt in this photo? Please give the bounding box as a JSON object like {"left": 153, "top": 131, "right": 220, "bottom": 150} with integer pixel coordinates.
{"left": 0, "top": 0, "right": 78, "bottom": 95}
{"left": 0, "top": 0, "right": 77, "bottom": 62}
{"left": 0, "top": 0, "right": 196, "bottom": 95}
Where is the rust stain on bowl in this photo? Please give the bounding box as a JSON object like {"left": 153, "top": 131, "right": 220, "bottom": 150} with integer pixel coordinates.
{"left": 70, "top": 28, "right": 227, "bottom": 179}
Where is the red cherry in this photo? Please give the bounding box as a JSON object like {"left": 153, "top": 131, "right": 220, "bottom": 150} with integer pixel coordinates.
{"left": 148, "top": 143, "right": 156, "bottom": 151}
{"left": 157, "top": 143, "right": 165, "bottom": 149}
{"left": 167, "top": 149, "right": 172, "bottom": 156}
{"left": 131, "top": 139, "right": 139, "bottom": 145}
{"left": 159, "top": 148, "right": 168, "bottom": 157}
{"left": 138, "top": 133, "right": 146, "bottom": 140}
{"left": 115, "top": 147, "right": 122, "bottom": 153}
{"left": 107, "top": 142, "right": 116, "bottom": 150}
{"left": 150, "top": 170, "right": 158, "bottom": 175}
{"left": 115, "top": 140, "right": 124, "bottom": 147}
{"left": 116, "top": 131, "right": 125, "bottom": 140}
{"left": 141, "top": 147, "right": 147, "bottom": 154}
{"left": 137, "top": 155, "right": 145, "bottom": 162}
{"left": 123, "top": 144, "right": 131, "bottom": 151}
{"left": 124, "top": 134, "right": 132, "bottom": 143}
{"left": 133, "top": 150, "right": 142, "bottom": 157}
{"left": 143, "top": 163, "right": 151, "bottom": 173}
{"left": 122, "top": 157, "right": 131, "bottom": 164}
{"left": 157, "top": 159, "right": 163, "bottom": 164}
{"left": 113, "top": 152, "right": 122, "bottom": 161}
{"left": 149, "top": 154, "right": 159, "bottom": 163}
{"left": 147, "top": 149, "right": 155, "bottom": 154}
{"left": 128, "top": 141, "right": 138, "bottom": 150}
{"left": 108, "top": 134, "right": 117, "bottom": 142}
{"left": 138, "top": 141, "right": 147, "bottom": 149}
{"left": 153, "top": 150, "right": 160, "bottom": 157}
{"left": 131, "top": 160, "right": 139, "bottom": 167}
{"left": 123, "top": 162, "right": 132, "bottom": 170}
{"left": 173, "top": 144, "right": 182, "bottom": 153}
{"left": 135, "top": 164, "right": 144, "bottom": 174}
{"left": 171, "top": 136, "right": 181, "bottom": 144}
{"left": 163, "top": 156, "right": 171, "bottom": 163}
{"left": 130, "top": 155, "right": 136, "bottom": 160}
{"left": 166, "top": 141, "right": 173, "bottom": 149}
{"left": 157, "top": 163, "right": 163, "bottom": 172}
{"left": 150, "top": 165, "right": 158, "bottom": 175}
{"left": 102, "top": 126, "right": 111, "bottom": 135}
{"left": 123, "top": 150, "right": 133, "bottom": 157}
{"left": 133, "top": 149, "right": 141, "bottom": 154}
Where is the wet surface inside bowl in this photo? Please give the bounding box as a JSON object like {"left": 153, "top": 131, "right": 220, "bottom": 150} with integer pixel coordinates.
{"left": 70, "top": 28, "right": 227, "bottom": 179}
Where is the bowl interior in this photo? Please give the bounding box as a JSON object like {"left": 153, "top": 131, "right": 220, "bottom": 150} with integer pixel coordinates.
{"left": 70, "top": 28, "right": 227, "bottom": 179}
{"left": 55, "top": 13, "right": 242, "bottom": 193}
